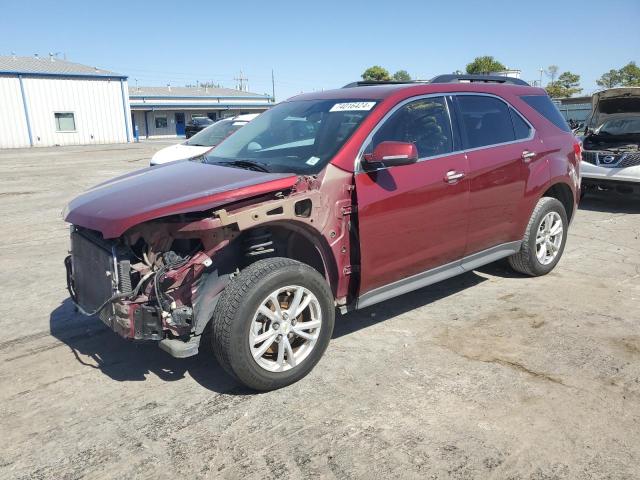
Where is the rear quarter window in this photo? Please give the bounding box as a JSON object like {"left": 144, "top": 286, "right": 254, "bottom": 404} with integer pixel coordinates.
{"left": 510, "top": 107, "right": 532, "bottom": 140}
{"left": 520, "top": 95, "right": 570, "bottom": 132}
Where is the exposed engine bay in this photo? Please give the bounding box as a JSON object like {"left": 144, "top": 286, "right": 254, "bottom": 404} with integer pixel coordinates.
{"left": 582, "top": 87, "right": 640, "bottom": 169}
{"left": 65, "top": 165, "right": 355, "bottom": 356}
{"left": 581, "top": 137, "right": 640, "bottom": 168}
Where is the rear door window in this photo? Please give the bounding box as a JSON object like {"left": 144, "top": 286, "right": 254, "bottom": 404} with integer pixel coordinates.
{"left": 520, "top": 95, "right": 570, "bottom": 132}
{"left": 370, "top": 96, "right": 454, "bottom": 158}
{"left": 456, "top": 95, "right": 515, "bottom": 149}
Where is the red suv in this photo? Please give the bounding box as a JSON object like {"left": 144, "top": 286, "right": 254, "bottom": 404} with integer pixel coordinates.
{"left": 64, "top": 75, "right": 580, "bottom": 390}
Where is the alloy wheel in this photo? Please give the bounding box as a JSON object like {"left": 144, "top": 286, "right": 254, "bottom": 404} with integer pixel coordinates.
{"left": 536, "top": 211, "right": 563, "bottom": 265}
{"left": 249, "top": 285, "right": 322, "bottom": 372}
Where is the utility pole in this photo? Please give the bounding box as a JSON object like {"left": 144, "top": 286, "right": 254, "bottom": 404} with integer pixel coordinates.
{"left": 271, "top": 69, "right": 276, "bottom": 102}
{"left": 539, "top": 68, "right": 544, "bottom": 88}
{"left": 234, "top": 70, "right": 248, "bottom": 92}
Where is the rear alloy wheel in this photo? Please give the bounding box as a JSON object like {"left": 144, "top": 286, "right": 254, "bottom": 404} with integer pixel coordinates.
{"left": 508, "top": 197, "right": 568, "bottom": 276}
{"left": 211, "top": 258, "right": 334, "bottom": 391}
{"left": 535, "top": 211, "right": 563, "bottom": 266}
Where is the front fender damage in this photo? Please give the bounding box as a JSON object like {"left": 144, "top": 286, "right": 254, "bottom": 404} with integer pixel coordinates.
{"left": 67, "top": 164, "right": 355, "bottom": 358}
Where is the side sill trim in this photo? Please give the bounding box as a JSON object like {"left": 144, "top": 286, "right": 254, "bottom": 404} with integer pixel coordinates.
{"left": 356, "top": 241, "right": 521, "bottom": 310}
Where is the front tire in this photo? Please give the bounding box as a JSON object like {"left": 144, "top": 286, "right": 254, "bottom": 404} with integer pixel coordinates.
{"left": 508, "top": 197, "right": 568, "bottom": 276}
{"left": 211, "top": 258, "right": 335, "bottom": 391}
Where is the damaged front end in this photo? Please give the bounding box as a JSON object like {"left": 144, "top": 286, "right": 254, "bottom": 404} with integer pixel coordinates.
{"left": 65, "top": 219, "right": 232, "bottom": 356}
{"left": 64, "top": 165, "right": 355, "bottom": 358}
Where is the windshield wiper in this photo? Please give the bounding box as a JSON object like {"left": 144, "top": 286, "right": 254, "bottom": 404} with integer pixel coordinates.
{"left": 215, "top": 160, "right": 271, "bottom": 173}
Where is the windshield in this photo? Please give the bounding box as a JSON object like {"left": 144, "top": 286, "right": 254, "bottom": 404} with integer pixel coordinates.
{"left": 184, "top": 119, "right": 246, "bottom": 147}
{"left": 190, "top": 117, "right": 214, "bottom": 126}
{"left": 202, "top": 99, "right": 377, "bottom": 174}
{"left": 595, "top": 116, "right": 640, "bottom": 136}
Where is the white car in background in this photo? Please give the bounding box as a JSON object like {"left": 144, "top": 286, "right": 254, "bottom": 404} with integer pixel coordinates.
{"left": 150, "top": 113, "right": 259, "bottom": 166}
{"left": 581, "top": 87, "right": 640, "bottom": 196}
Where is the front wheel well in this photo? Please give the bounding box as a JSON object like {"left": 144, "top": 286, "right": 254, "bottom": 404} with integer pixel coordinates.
{"left": 542, "top": 182, "right": 574, "bottom": 222}
{"left": 233, "top": 223, "right": 334, "bottom": 292}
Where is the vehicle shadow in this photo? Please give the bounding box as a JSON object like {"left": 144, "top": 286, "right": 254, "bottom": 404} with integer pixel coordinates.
{"left": 51, "top": 271, "right": 489, "bottom": 393}
{"left": 333, "top": 270, "right": 487, "bottom": 339}
{"left": 579, "top": 193, "right": 640, "bottom": 214}
{"left": 49, "top": 298, "right": 242, "bottom": 394}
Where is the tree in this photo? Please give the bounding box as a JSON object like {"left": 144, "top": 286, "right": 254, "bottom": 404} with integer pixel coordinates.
{"left": 545, "top": 71, "right": 582, "bottom": 98}
{"left": 465, "top": 56, "right": 506, "bottom": 74}
{"left": 362, "top": 66, "right": 391, "bottom": 81}
{"left": 392, "top": 70, "right": 412, "bottom": 81}
{"left": 546, "top": 65, "right": 559, "bottom": 85}
{"left": 618, "top": 61, "right": 640, "bottom": 86}
{"left": 596, "top": 69, "right": 622, "bottom": 89}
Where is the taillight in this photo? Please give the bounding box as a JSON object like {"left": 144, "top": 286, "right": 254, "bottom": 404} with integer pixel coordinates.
{"left": 573, "top": 141, "right": 582, "bottom": 162}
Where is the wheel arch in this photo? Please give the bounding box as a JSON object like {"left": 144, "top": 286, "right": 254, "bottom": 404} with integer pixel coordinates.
{"left": 192, "top": 220, "right": 339, "bottom": 335}
{"left": 541, "top": 181, "right": 576, "bottom": 222}
{"left": 239, "top": 220, "right": 339, "bottom": 295}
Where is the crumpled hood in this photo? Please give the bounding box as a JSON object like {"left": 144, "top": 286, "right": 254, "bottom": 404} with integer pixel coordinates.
{"left": 64, "top": 160, "right": 297, "bottom": 238}
{"left": 590, "top": 87, "right": 640, "bottom": 128}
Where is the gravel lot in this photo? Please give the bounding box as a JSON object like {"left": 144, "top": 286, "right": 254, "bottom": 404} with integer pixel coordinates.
{"left": 0, "top": 142, "right": 639, "bottom": 480}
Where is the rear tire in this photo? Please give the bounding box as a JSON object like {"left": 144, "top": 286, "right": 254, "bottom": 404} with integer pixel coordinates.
{"left": 211, "top": 258, "right": 334, "bottom": 391}
{"left": 508, "top": 197, "right": 568, "bottom": 276}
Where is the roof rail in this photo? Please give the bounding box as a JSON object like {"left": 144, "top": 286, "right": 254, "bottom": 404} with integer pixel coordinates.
{"left": 342, "top": 80, "right": 429, "bottom": 88}
{"left": 430, "top": 74, "right": 529, "bottom": 86}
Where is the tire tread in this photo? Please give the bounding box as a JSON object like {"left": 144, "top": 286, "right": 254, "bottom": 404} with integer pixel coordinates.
{"left": 211, "top": 257, "right": 333, "bottom": 390}
{"left": 508, "top": 196, "right": 566, "bottom": 276}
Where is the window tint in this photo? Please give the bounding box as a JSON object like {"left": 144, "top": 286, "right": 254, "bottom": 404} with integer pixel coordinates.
{"left": 520, "top": 95, "right": 570, "bottom": 132}
{"left": 457, "top": 96, "right": 515, "bottom": 148}
{"left": 371, "top": 97, "right": 453, "bottom": 158}
{"left": 55, "top": 112, "right": 75, "bottom": 132}
{"left": 510, "top": 108, "right": 532, "bottom": 140}
{"left": 155, "top": 116, "right": 167, "bottom": 129}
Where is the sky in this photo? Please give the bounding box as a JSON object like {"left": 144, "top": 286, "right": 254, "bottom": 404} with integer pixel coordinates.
{"left": 1, "top": 0, "right": 639, "bottom": 100}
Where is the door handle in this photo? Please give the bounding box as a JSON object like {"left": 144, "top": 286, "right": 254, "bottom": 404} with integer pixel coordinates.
{"left": 444, "top": 170, "right": 465, "bottom": 183}
{"left": 522, "top": 150, "right": 536, "bottom": 162}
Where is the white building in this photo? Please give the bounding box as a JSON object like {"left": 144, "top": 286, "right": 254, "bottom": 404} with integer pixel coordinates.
{"left": 0, "top": 55, "right": 131, "bottom": 149}
{"left": 129, "top": 86, "right": 273, "bottom": 139}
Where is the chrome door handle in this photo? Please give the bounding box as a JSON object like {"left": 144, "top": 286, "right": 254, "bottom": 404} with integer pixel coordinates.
{"left": 522, "top": 150, "right": 536, "bottom": 162}
{"left": 444, "top": 170, "right": 465, "bottom": 183}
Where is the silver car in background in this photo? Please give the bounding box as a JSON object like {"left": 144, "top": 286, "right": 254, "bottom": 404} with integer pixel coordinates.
{"left": 581, "top": 87, "right": 640, "bottom": 196}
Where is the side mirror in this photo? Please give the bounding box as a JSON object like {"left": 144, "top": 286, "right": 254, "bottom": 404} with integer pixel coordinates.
{"left": 363, "top": 141, "right": 418, "bottom": 168}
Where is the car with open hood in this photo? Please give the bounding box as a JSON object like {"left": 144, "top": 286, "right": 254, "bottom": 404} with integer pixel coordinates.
{"left": 64, "top": 75, "right": 580, "bottom": 391}
{"left": 581, "top": 87, "right": 640, "bottom": 196}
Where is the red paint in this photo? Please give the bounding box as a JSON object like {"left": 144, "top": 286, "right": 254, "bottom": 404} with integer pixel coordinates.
{"left": 65, "top": 161, "right": 297, "bottom": 238}
{"left": 364, "top": 141, "right": 418, "bottom": 165}
{"left": 356, "top": 153, "right": 469, "bottom": 292}
{"left": 66, "top": 81, "right": 578, "bottom": 307}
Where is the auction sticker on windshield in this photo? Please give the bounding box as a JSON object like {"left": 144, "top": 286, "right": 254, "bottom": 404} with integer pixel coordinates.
{"left": 329, "top": 102, "right": 376, "bottom": 112}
